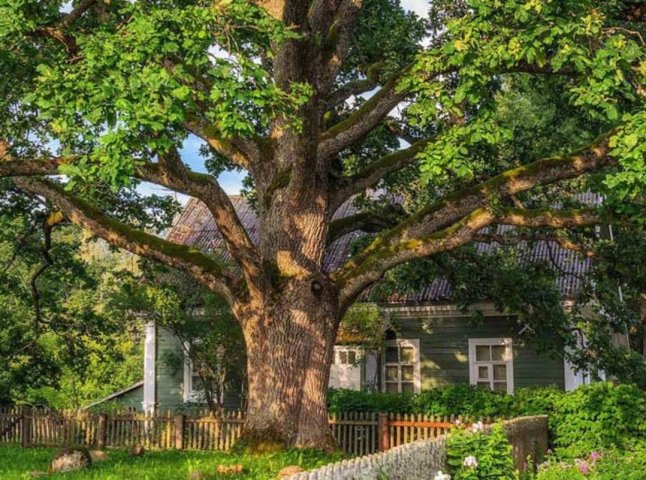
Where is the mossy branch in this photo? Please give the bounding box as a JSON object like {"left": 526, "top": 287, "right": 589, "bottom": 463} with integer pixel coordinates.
{"left": 328, "top": 203, "right": 405, "bottom": 244}
{"left": 13, "top": 177, "right": 239, "bottom": 305}
{"left": 0, "top": 157, "right": 72, "bottom": 177}
{"left": 334, "top": 206, "right": 605, "bottom": 312}
{"left": 331, "top": 135, "right": 435, "bottom": 211}
{"left": 332, "top": 133, "right": 616, "bottom": 310}
{"left": 138, "top": 153, "right": 266, "bottom": 299}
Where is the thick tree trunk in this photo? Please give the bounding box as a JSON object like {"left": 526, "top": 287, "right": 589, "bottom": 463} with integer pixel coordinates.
{"left": 239, "top": 279, "right": 339, "bottom": 451}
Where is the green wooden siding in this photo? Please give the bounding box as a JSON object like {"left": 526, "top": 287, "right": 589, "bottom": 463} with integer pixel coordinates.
{"left": 393, "top": 312, "right": 565, "bottom": 390}
{"left": 113, "top": 385, "right": 143, "bottom": 410}
{"left": 156, "top": 327, "right": 186, "bottom": 410}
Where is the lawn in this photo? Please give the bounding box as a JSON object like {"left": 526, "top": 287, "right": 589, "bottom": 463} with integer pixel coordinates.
{"left": 0, "top": 445, "right": 343, "bottom": 480}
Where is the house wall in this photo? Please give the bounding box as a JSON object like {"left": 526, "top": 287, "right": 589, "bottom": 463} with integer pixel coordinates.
{"left": 155, "top": 327, "right": 186, "bottom": 410}
{"left": 391, "top": 309, "right": 565, "bottom": 390}
{"left": 113, "top": 385, "right": 144, "bottom": 410}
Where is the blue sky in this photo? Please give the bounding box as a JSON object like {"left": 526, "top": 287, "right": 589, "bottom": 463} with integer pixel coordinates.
{"left": 178, "top": 0, "right": 430, "bottom": 196}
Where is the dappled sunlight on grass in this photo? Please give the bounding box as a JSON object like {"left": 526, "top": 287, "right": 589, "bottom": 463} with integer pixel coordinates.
{"left": 0, "top": 445, "right": 344, "bottom": 480}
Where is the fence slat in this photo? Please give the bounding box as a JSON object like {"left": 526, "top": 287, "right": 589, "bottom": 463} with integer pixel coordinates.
{"left": 0, "top": 407, "right": 468, "bottom": 454}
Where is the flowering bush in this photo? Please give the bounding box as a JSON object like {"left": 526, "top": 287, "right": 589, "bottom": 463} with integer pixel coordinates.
{"left": 446, "top": 423, "right": 517, "bottom": 480}
{"left": 535, "top": 443, "right": 646, "bottom": 480}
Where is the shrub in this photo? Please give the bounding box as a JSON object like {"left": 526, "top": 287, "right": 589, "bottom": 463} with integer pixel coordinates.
{"left": 446, "top": 423, "right": 518, "bottom": 480}
{"left": 328, "top": 385, "right": 514, "bottom": 418}
{"left": 548, "top": 383, "right": 646, "bottom": 458}
{"left": 536, "top": 443, "right": 646, "bottom": 480}
{"left": 509, "top": 387, "right": 564, "bottom": 418}
{"left": 536, "top": 463, "right": 586, "bottom": 480}
{"left": 593, "top": 443, "right": 646, "bottom": 480}
{"left": 331, "top": 382, "right": 646, "bottom": 458}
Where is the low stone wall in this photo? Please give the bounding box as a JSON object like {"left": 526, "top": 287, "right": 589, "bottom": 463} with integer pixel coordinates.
{"left": 287, "top": 415, "right": 549, "bottom": 480}
{"left": 288, "top": 436, "right": 447, "bottom": 480}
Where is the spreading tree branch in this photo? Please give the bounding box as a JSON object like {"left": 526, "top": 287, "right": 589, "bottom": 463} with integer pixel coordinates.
{"left": 318, "top": 61, "right": 575, "bottom": 162}
{"left": 139, "top": 150, "right": 266, "bottom": 296}
{"left": 472, "top": 232, "right": 597, "bottom": 258}
{"left": 317, "top": 0, "right": 364, "bottom": 94}
{"left": 318, "top": 72, "right": 410, "bottom": 160}
{"left": 328, "top": 203, "right": 405, "bottom": 243}
{"left": 0, "top": 148, "right": 265, "bottom": 296}
{"left": 13, "top": 177, "right": 239, "bottom": 305}
{"left": 59, "top": 0, "right": 98, "bottom": 28}
{"left": 326, "top": 71, "right": 382, "bottom": 108}
{"left": 185, "top": 120, "right": 258, "bottom": 170}
{"left": 0, "top": 156, "right": 71, "bottom": 177}
{"left": 332, "top": 132, "right": 616, "bottom": 310}
{"left": 331, "top": 135, "right": 435, "bottom": 211}
{"left": 379, "top": 133, "right": 614, "bottom": 238}
{"left": 334, "top": 207, "right": 605, "bottom": 311}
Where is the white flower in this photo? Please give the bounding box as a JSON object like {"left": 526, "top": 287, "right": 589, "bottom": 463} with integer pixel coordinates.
{"left": 471, "top": 421, "right": 484, "bottom": 433}
{"left": 434, "top": 471, "right": 451, "bottom": 480}
{"left": 454, "top": 419, "right": 462, "bottom": 426}
{"left": 463, "top": 456, "right": 478, "bottom": 468}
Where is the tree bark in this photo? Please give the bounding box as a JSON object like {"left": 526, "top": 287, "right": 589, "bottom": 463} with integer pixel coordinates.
{"left": 239, "top": 278, "right": 339, "bottom": 450}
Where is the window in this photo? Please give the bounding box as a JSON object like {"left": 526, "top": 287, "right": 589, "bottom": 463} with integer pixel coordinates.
{"left": 335, "top": 347, "right": 359, "bottom": 365}
{"left": 183, "top": 350, "right": 225, "bottom": 404}
{"left": 382, "top": 339, "right": 420, "bottom": 394}
{"left": 468, "top": 338, "right": 514, "bottom": 394}
{"left": 184, "top": 357, "right": 206, "bottom": 402}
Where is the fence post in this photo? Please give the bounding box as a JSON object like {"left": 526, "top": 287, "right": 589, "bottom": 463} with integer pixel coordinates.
{"left": 96, "top": 414, "right": 107, "bottom": 449}
{"left": 378, "top": 413, "right": 390, "bottom": 452}
{"left": 21, "top": 407, "right": 32, "bottom": 448}
{"left": 174, "top": 414, "right": 185, "bottom": 450}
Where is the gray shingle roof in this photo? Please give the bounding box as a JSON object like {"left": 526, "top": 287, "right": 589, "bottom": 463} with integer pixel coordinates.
{"left": 167, "top": 195, "right": 596, "bottom": 304}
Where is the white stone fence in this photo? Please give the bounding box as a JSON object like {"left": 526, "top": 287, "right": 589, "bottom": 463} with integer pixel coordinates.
{"left": 287, "top": 415, "right": 548, "bottom": 480}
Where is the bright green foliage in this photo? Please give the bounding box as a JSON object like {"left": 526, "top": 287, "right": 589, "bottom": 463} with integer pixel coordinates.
{"left": 536, "top": 443, "right": 646, "bottom": 480}
{"left": 447, "top": 423, "right": 518, "bottom": 480}
{"left": 114, "top": 267, "right": 247, "bottom": 413}
{"left": 0, "top": 202, "right": 141, "bottom": 407}
{"left": 549, "top": 383, "right": 646, "bottom": 458}
{"left": 328, "top": 385, "right": 516, "bottom": 417}
{"left": 0, "top": 179, "right": 180, "bottom": 407}
{"left": 0, "top": 445, "right": 343, "bottom": 480}
{"left": 402, "top": 0, "right": 646, "bottom": 206}
{"left": 330, "top": 382, "right": 646, "bottom": 459}
{"left": 2, "top": 0, "right": 312, "bottom": 188}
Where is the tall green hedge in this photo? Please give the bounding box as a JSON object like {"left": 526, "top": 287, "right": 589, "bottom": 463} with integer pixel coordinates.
{"left": 329, "top": 383, "right": 646, "bottom": 458}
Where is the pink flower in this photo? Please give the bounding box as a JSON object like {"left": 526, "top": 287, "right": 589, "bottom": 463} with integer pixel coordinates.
{"left": 463, "top": 456, "right": 478, "bottom": 468}
{"left": 471, "top": 421, "right": 484, "bottom": 433}
{"left": 589, "top": 452, "right": 602, "bottom": 463}
{"left": 575, "top": 459, "right": 589, "bottom": 475}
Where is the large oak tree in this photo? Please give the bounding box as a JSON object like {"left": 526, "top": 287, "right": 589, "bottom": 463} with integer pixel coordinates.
{"left": 1, "top": 0, "right": 645, "bottom": 448}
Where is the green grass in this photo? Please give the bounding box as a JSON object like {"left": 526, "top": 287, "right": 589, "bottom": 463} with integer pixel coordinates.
{"left": 0, "top": 445, "right": 344, "bottom": 479}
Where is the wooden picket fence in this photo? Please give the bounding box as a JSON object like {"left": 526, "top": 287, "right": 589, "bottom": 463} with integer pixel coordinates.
{"left": 0, "top": 407, "right": 474, "bottom": 456}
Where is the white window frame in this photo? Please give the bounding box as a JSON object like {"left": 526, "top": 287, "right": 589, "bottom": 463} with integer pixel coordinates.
{"left": 468, "top": 338, "right": 514, "bottom": 394}
{"left": 381, "top": 339, "right": 421, "bottom": 394}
